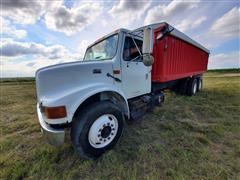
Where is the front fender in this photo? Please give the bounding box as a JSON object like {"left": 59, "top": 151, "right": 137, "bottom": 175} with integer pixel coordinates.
{"left": 43, "top": 82, "right": 129, "bottom": 124}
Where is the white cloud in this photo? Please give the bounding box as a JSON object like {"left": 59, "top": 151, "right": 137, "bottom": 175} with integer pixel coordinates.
{"left": 209, "top": 7, "right": 240, "bottom": 39}
{"left": 0, "top": 58, "right": 65, "bottom": 77}
{"left": 0, "top": 39, "right": 81, "bottom": 60}
{"left": 109, "top": 0, "right": 151, "bottom": 27}
{"left": 1, "top": 0, "right": 62, "bottom": 24}
{"left": 208, "top": 52, "right": 240, "bottom": 69}
{"left": 1, "top": 17, "right": 27, "bottom": 39}
{"left": 45, "top": 3, "right": 102, "bottom": 36}
{"left": 144, "top": 0, "right": 200, "bottom": 25}
{"left": 1, "top": 0, "right": 102, "bottom": 36}
{"left": 0, "top": 39, "right": 82, "bottom": 77}
{"left": 176, "top": 16, "right": 206, "bottom": 32}
{"left": 194, "top": 7, "right": 240, "bottom": 48}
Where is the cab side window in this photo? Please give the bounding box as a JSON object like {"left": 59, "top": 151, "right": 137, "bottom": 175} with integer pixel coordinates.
{"left": 123, "top": 36, "right": 143, "bottom": 61}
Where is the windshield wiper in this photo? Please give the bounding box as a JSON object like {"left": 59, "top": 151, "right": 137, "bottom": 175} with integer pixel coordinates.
{"left": 95, "top": 56, "right": 102, "bottom": 59}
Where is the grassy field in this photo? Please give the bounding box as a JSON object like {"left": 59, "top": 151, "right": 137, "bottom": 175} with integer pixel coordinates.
{"left": 0, "top": 71, "right": 240, "bottom": 179}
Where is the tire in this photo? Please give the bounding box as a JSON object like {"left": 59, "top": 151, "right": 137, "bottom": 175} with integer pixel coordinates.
{"left": 71, "top": 101, "right": 124, "bottom": 159}
{"left": 197, "top": 78, "right": 203, "bottom": 91}
{"left": 187, "top": 78, "right": 198, "bottom": 96}
{"left": 179, "top": 78, "right": 190, "bottom": 95}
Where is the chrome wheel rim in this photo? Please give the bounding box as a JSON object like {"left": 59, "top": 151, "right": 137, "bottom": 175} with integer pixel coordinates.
{"left": 88, "top": 114, "right": 118, "bottom": 148}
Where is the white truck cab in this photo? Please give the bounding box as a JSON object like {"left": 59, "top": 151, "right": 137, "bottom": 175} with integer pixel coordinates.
{"left": 36, "top": 27, "right": 156, "bottom": 159}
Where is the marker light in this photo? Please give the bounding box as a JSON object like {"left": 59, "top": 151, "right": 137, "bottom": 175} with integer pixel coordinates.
{"left": 44, "top": 106, "right": 67, "bottom": 119}
{"left": 113, "top": 69, "right": 121, "bottom": 74}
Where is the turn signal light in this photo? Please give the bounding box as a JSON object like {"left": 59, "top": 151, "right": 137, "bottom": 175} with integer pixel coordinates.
{"left": 45, "top": 106, "right": 67, "bottom": 119}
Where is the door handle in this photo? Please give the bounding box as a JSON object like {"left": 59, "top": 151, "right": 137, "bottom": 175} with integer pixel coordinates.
{"left": 93, "top": 69, "right": 102, "bottom": 74}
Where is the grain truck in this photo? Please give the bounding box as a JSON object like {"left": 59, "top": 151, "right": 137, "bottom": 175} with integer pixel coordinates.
{"left": 36, "top": 22, "right": 209, "bottom": 159}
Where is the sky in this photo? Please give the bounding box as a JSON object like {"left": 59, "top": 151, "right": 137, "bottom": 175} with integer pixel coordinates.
{"left": 0, "top": 0, "right": 239, "bottom": 77}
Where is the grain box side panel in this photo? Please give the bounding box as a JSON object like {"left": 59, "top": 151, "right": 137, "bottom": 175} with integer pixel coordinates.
{"left": 152, "top": 34, "right": 209, "bottom": 83}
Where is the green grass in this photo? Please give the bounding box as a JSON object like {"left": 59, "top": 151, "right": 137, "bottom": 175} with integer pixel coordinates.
{"left": 207, "top": 68, "right": 240, "bottom": 73}
{"left": 0, "top": 71, "right": 240, "bottom": 179}
{"left": 0, "top": 77, "right": 35, "bottom": 83}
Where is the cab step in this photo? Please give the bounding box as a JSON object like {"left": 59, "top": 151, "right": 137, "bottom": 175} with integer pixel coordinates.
{"left": 128, "top": 95, "right": 152, "bottom": 120}
{"left": 128, "top": 92, "right": 165, "bottom": 120}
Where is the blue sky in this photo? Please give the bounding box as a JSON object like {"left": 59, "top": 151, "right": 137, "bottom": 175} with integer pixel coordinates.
{"left": 1, "top": 0, "right": 239, "bottom": 77}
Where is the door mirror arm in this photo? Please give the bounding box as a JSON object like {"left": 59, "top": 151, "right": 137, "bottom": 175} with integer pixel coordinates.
{"left": 156, "top": 27, "right": 174, "bottom": 41}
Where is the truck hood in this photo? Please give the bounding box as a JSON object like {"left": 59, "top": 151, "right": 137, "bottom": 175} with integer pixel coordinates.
{"left": 35, "top": 61, "right": 113, "bottom": 102}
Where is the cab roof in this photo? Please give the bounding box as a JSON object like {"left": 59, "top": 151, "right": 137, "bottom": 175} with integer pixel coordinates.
{"left": 87, "top": 28, "right": 130, "bottom": 49}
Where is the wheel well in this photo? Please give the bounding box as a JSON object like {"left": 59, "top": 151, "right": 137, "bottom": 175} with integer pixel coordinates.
{"left": 73, "top": 91, "right": 129, "bottom": 120}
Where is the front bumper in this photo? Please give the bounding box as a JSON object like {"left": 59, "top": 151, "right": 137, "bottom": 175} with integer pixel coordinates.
{"left": 37, "top": 106, "right": 65, "bottom": 146}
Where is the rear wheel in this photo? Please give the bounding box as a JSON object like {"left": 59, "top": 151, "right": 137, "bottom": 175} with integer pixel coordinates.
{"left": 71, "top": 101, "right": 124, "bottom": 159}
{"left": 197, "top": 78, "right": 203, "bottom": 91}
{"left": 187, "top": 78, "right": 198, "bottom": 96}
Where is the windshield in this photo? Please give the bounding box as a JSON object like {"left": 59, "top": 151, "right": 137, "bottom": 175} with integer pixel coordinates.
{"left": 84, "top": 34, "right": 118, "bottom": 61}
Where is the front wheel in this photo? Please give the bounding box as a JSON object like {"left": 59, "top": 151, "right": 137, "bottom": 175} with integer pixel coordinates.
{"left": 71, "top": 101, "right": 124, "bottom": 159}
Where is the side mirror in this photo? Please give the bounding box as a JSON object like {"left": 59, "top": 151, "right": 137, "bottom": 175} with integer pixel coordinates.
{"left": 142, "top": 27, "right": 154, "bottom": 66}
{"left": 142, "top": 27, "right": 153, "bottom": 54}
{"left": 142, "top": 54, "right": 154, "bottom": 66}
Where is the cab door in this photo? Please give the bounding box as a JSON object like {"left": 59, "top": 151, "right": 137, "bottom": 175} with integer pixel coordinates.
{"left": 121, "top": 35, "right": 151, "bottom": 99}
